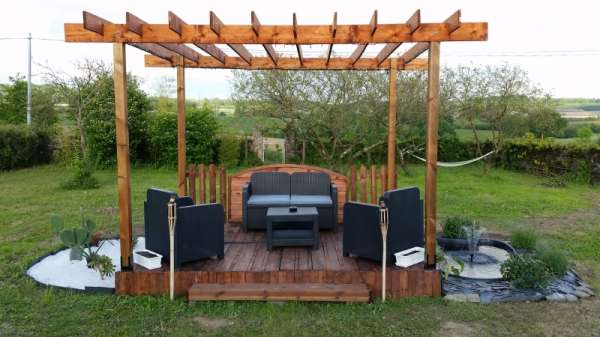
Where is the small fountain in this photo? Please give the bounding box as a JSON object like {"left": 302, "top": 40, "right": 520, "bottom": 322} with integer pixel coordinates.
{"left": 440, "top": 222, "right": 512, "bottom": 279}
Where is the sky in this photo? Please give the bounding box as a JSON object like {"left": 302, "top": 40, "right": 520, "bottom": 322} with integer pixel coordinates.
{"left": 1, "top": 0, "right": 599, "bottom": 99}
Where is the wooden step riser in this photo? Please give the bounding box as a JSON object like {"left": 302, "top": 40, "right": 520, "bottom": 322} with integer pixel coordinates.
{"left": 188, "top": 283, "right": 370, "bottom": 303}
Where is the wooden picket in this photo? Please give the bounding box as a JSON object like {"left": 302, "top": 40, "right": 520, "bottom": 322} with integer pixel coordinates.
{"left": 186, "top": 163, "right": 227, "bottom": 216}
{"left": 346, "top": 164, "right": 394, "bottom": 205}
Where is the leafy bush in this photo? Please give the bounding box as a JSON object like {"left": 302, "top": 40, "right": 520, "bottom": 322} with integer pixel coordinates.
{"left": 60, "top": 156, "right": 99, "bottom": 190}
{"left": 83, "top": 74, "right": 150, "bottom": 167}
{"left": 510, "top": 229, "right": 537, "bottom": 250}
{"left": 501, "top": 254, "right": 552, "bottom": 289}
{"left": 218, "top": 134, "right": 241, "bottom": 167}
{"left": 147, "top": 109, "right": 219, "bottom": 167}
{"left": 537, "top": 246, "right": 568, "bottom": 276}
{"left": 0, "top": 124, "right": 52, "bottom": 170}
{"left": 443, "top": 216, "right": 474, "bottom": 239}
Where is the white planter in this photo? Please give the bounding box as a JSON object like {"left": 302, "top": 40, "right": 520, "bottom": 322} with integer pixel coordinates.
{"left": 133, "top": 250, "right": 163, "bottom": 270}
{"left": 394, "top": 247, "right": 425, "bottom": 268}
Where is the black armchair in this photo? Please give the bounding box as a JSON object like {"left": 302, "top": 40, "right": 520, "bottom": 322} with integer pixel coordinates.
{"left": 144, "top": 188, "right": 224, "bottom": 267}
{"left": 343, "top": 187, "right": 424, "bottom": 262}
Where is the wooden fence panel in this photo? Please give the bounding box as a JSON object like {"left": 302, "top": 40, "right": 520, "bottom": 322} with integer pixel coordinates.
{"left": 370, "top": 165, "right": 377, "bottom": 204}
{"left": 199, "top": 164, "right": 206, "bottom": 203}
{"left": 359, "top": 165, "right": 367, "bottom": 203}
{"left": 188, "top": 164, "right": 197, "bottom": 203}
{"left": 219, "top": 165, "right": 227, "bottom": 218}
{"left": 349, "top": 166, "right": 357, "bottom": 202}
{"left": 209, "top": 164, "right": 217, "bottom": 203}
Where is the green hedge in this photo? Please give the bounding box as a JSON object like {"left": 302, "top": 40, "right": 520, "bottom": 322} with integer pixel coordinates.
{"left": 0, "top": 124, "right": 52, "bottom": 170}
{"left": 147, "top": 110, "right": 219, "bottom": 167}
{"left": 496, "top": 138, "right": 600, "bottom": 184}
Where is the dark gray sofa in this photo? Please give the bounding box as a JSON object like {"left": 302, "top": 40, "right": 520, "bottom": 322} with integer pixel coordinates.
{"left": 343, "top": 187, "right": 424, "bottom": 262}
{"left": 144, "top": 188, "right": 224, "bottom": 267}
{"left": 242, "top": 172, "right": 337, "bottom": 230}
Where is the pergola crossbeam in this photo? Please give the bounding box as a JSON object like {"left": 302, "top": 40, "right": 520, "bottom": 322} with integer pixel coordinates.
{"left": 145, "top": 54, "right": 427, "bottom": 70}
{"left": 325, "top": 12, "right": 337, "bottom": 66}
{"left": 252, "top": 11, "right": 279, "bottom": 65}
{"left": 166, "top": 11, "right": 226, "bottom": 64}
{"left": 349, "top": 10, "right": 377, "bottom": 65}
{"left": 376, "top": 10, "right": 420, "bottom": 65}
{"left": 293, "top": 13, "right": 304, "bottom": 66}
{"left": 210, "top": 11, "right": 253, "bottom": 65}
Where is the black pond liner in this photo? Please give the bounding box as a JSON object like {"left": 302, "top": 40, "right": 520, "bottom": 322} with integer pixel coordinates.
{"left": 24, "top": 236, "right": 130, "bottom": 295}
{"left": 437, "top": 236, "right": 516, "bottom": 281}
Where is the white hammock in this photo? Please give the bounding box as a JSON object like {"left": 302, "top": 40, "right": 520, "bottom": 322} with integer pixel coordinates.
{"left": 410, "top": 150, "right": 495, "bottom": 167}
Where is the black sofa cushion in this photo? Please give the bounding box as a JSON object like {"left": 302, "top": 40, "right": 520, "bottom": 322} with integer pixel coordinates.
{"left": 290, "top": 195, "right": 333, "bottom": 206}
{"left": 247, "top": 194, "right": 291, "bottom": 207}
{"left": 291, "top": 172, "right": 331, "bottom": 195}
{"left": 250, "top": 172, "right": 290, "bottom": 195}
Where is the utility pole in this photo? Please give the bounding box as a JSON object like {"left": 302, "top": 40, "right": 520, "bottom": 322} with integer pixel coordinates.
{"left": 26, "top": 33, "right": 32, "bottom": 125}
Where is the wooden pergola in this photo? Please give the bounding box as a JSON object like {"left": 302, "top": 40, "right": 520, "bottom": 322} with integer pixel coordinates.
{"left": 64, "top": 9, "right": 487, "bottom": 277}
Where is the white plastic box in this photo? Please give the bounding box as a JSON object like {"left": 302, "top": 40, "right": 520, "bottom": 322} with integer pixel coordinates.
{"left": 394, "top": 247, "right": 425, "bottom": 268}
{"left": 133, "top": 250, "right": 163, "bottom": 270}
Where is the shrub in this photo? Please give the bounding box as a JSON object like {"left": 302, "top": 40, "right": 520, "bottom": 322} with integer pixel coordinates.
{"left": 147, "top": 109, "right": 219, "bottom": 167}
{"left": 218, "top": 134, "right": 241, "bottom": 167}
{"left": 510, "top": 229, "right": 537, "bottom": 250}
{"left": 443, "top": 216, "right": 474, "bottom": 239}
{"left": 501, "top": 254, "right": 552, "bottom": 289}
{"left": 537, "top": 246, "right": 568, "bottom": 276}
{"left": 60, "top": 156, "right": 99, "bottom": 190}
{"left": 0, "top": 124, "right": 52, "bottom": 170}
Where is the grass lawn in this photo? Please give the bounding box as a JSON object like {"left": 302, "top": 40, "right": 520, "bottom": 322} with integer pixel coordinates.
{"left": 1, "top": 164, "right": 599, "bottom": 336}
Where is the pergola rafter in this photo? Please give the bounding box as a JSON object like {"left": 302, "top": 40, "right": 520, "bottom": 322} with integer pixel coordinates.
{"left": 65, "top": 9, "right": 488, "bottom": 273}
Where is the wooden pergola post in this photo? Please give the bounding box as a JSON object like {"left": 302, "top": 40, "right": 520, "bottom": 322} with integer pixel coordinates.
{"left": 425, "top": 42, "right": 440, "bottom": 268}
{"left": 387, "top": 58, "right": 398, "bottom": 190}
{"left": 113, "top": 43, "right": 133, "bottom": 270}
{"left": 177, "top": 56, "right": 186, "bottom": 196}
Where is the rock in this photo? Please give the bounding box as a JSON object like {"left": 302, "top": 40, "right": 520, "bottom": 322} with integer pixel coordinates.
{"left": 479, "top": 291, "right": 494, "bottom": 304}
{"left": 466, "top": 293, "right": 481, "bottom": 303}
{"left": 564, "top": 294, "right": 578, "bottom": 302}
{"left": 574, "top": 290, "right": 591, "bottom": 298}
{"left": 444, "top": 293, "right": 480, "bottom": 303}
{"left": 546, "top": 293, "right": 566, "bottom": 301}
{"left": 444, "top": 293, "right": 468, "bottom": 302}
{"left": 577, "top": 286, "right": 595, "bottom": 296}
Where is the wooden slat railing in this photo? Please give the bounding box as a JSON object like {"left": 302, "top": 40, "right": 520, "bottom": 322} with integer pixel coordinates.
{"left": 186, "top": 164, "right": 228, "bottom": 219}
{"left": 346, "top": 164, "right": 393, "bottom": 204}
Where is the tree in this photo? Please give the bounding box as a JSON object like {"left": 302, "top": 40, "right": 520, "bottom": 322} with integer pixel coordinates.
{"left": 42, "top": 59, "right": 150, "bottom": 165}
{"left": 0, "top": 74, "right": 27, "bottom": 124}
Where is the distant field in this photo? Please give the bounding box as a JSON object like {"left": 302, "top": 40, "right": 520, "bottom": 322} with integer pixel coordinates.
{"left": 216, "top": 115, "right": 284, "bottom": 137}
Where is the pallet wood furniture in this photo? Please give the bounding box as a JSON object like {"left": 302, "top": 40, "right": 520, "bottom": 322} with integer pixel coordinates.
{"left": 266, "top": 207, "right": 319, "bottom": 250}
{"left": 64, "top": 9, "right": 487, "bottom": 295}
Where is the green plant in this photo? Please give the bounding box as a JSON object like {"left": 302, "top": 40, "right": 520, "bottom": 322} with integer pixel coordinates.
{"left": 436, "top": 247, "right": 464, "bottom": 280}
{"left": 148, "top": 109, "right": 219, "bottom": 166}
{"left": 50, "top": 210, "right": 114, "bottom": 278}
{"left": 501, "top": 253, "right": 552, "bottom": 289}
{"left": 218, "top": 134, "right": 241, "bottom": 167}
{"left": 60, "top": 155, "right": 99, "bottom": 190}
{"left": 0, "top": 124, "right": 52, "bottom": 170}
{"left": 510, "top": 229, "right": 537, "bottom": 250}
{"left": 86, "top": 252, "right": 115, "bottom": 279}
{"left": 442, "top": 216, "right": 474, "bottom": 239}
{"left": 537, "top": 246, "right": 569, "bottom": 276}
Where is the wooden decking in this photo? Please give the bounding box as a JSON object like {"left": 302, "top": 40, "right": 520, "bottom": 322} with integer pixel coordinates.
{"left": 115, "top": 224, "right": 441, "bottom": 299}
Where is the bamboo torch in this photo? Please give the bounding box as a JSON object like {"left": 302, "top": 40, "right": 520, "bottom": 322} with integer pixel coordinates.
{"left": 167, "top": 197, "right": 177, "bottom": 300}
{"left": 379, "top": 200, "right": 389, "bottom": 302}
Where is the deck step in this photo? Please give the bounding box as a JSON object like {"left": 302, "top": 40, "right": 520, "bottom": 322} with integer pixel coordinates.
{"left": 188, "top": 283, "right": 371, "bottom": 303}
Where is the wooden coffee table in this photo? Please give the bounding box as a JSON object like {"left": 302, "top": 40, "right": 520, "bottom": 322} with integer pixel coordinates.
{"left": 266, "top": 207, "right": 319, "bottom": 250}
